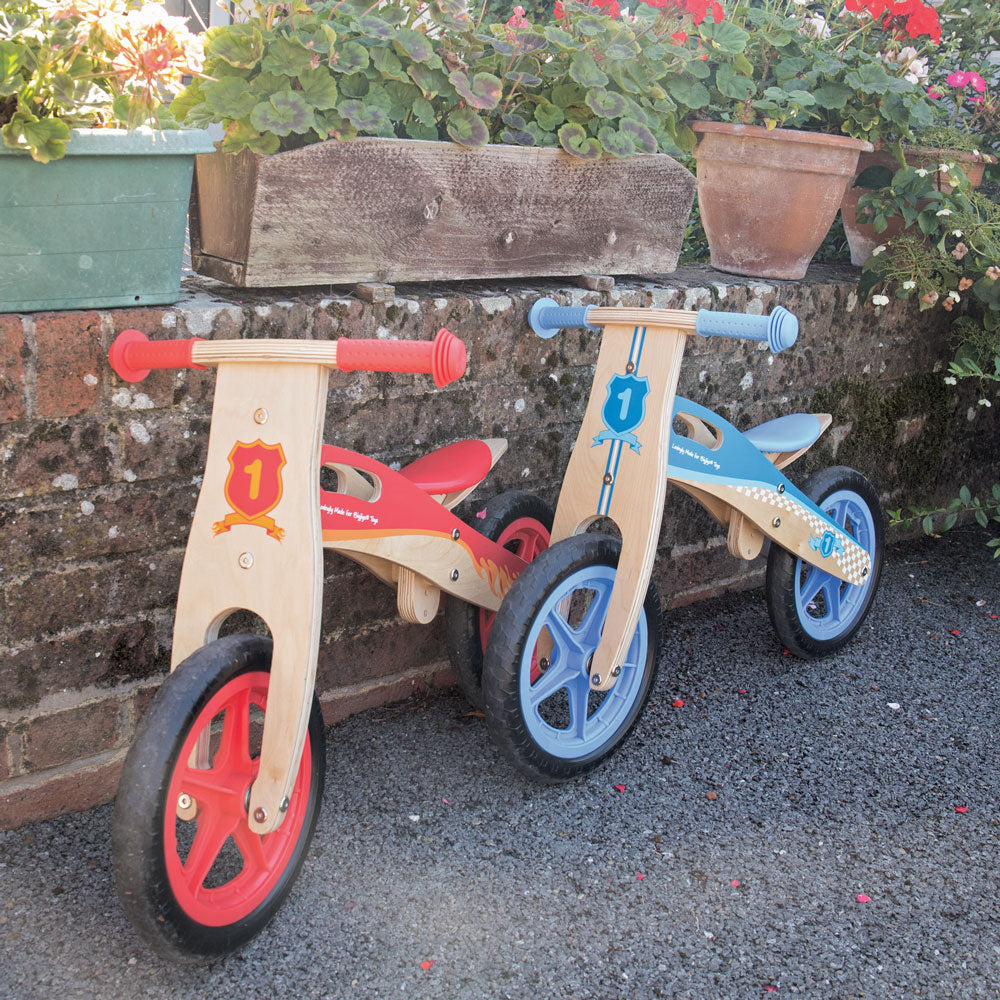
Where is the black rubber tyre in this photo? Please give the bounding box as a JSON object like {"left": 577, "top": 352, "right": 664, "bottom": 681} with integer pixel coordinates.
{"left": 482, "top": 533, "right": 663, "bottom": 783}
{"left": 444, "top": 490, "right": 553, "bottom": 710}
{"left": 766, "top": 466, "right": 885, "bottom": 659}
{"left": 112, "top": 634, "right": 325, "bottom": 964}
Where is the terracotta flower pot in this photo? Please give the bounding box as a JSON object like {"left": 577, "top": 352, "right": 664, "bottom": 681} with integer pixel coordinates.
{"left": 691, "top": 122, "right": 873, "bottom": 280}
{"left": 841, "top": 145, "right": 995, "bottom": 266}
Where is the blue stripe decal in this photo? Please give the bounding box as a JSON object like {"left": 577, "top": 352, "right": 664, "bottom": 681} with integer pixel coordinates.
{"left": 596, "top": 326, "right": 648, "bottom": 516}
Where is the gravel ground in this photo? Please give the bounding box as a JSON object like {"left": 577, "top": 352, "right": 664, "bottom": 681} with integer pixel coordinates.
{"left": 1, "top": 527, "right": 998, "bottom": 1000}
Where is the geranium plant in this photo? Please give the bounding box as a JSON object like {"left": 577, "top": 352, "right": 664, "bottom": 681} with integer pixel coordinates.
{"left": 0, "top": 0, "right": 204, "bottom": 162}
{"left": 170, "top": 0, "right": 745, "bottom": 158}
{"left": 692, "top": 0, "right": 941, "bottom": 145}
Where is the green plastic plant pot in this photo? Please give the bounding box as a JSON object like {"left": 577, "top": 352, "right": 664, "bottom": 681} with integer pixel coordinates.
{"left": 0, "top": 127, "right": 215, "bottom": 313}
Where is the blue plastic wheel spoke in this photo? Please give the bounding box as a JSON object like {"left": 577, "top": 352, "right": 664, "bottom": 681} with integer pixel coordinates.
{"left": 792, "top": 488, "right": 876, "bottom": 643}
{"left": 519, "top": 562, "right": 649, "bottom": 760}
{"left": 528, "top": 660, "right": 578, "bottom": 708}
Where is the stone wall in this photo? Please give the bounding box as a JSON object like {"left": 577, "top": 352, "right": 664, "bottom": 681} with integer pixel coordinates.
{"left": 1, "top": 264, "right": 996, "bottom": 827}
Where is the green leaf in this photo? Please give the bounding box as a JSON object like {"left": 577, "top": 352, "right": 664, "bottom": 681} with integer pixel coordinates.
{"left": 975, "top": 509, "right": 989, "bottom": 528}
{"left": 551, "top": 84, "right": 584, "bottom": 108}
{"left": 405, "top": 121, "right": 439, "bottom": 141}
{"left": 960, "top": 485, "right": 972, "bottom": 505}
{"left": 569, "top": 52, "right": 608, "bottom": 89}
{"left": 355, "top": 15, "right": 393, "bottom": 40}
{"left": 844, "top": 62, "right": 891, "bottom": 95}
{"left": 446, "top": 107, "right": 489, "bottom": 146}
{"left": 249, "top": 90, "right": 316, "bottom": 136}
{"left": 813, "top": 83, "right": 851, "bottom": 111}
{"left": 261, "top": 37, "right": 314, "bottom": 77}
{"left": 220, "top": 121, "right": 280, "bottom": 154}
{"left": 331, "top": 41, "right": 369, "bottom": 74}
{"left": 408, "top": 64, "right": 447, "bottom": 98}
{"left": 3, "top": 112, "right": 71, "bottom": 163}
{"left": 702, "top": 19, "right": 749, "bottom": 54}
{"left": 338, "top": 99, "right": 393, "bottom": 135}
{"left": 0, "top": 40, "right": 22, "bottom": 94}
{"left": 666, "top": 77, "right": 709, "bottom": 110}
{"left": 203, "top": 76, "right": 259, "bottom": 119}
{"left": 394, "top": 28, "right": 434, "bottom": 64}
{"left": 298, "top": 68, "right": 339, "bottom": 110}
{"left": 505, "top": 70, "right": 542, "bottom": 87}
{"left": 943, "top": 512, "right": 958, "bottom": 531}
{"left": 714, "top": 64, "right": 753, "bottom": 102}
{"left": 543, "top": 26, "right": 583, "bottom": 50}
{"left": 500, "top": 127, "right": 536, "bottom": 146}
{"left": 921, "top": 514, "right": 934, "bottom": 535}
{"left": 585, "top": 88, "right": 627, "bottom": 119}
{"left": 411, "top": 95, "right": 435, "bottom": 126}
{"left": 205, "top": 25, "right": 264, "bottom": 69}
{"left": 558, "top": 122, "right": 601, "bottom": 160}
{"left": 371, "top": 47, "right": 408, "bottom": 83}
{"left": 620, "top": 118, "right": 657, "bottom": 154}
{"left": 448, "top": 70, "right": 501, "bottom": 111}
{"left": 534, "top": 102, "right": 565, "bottom": 131}
{"left": 597, "top": 125, "right": 633, "bottom": 158}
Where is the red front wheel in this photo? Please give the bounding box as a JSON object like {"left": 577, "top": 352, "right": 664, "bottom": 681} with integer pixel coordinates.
{"left": 112, "top": 635, "right": 325, "bottom": 963}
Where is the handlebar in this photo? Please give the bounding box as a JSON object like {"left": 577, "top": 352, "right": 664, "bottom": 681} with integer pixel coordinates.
{"left": 109, "top": 327, "right": 467, "bottom": 388}
{"left": 528, "top": 297, "right": 799, "bottom": 354}
{"left": 694, "top": 306, "right": 798, "bottom": 354}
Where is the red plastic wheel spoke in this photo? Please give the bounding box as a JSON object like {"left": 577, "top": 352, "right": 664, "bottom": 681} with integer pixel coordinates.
{"left": 183, "top": 809, "right": 239, "bottom": 893}
{"left": 218, "top": 688, "right": 252, "bottom": 771}
{"left": 232, "top": 818, "right": 270, "bottom": 874}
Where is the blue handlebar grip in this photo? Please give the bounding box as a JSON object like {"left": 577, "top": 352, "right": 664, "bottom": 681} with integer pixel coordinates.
{"left": 529, "top": 297, "right": 598, "bottom": 339}
{"left": 695, "top": 305, "right": 799, "bottom": 354}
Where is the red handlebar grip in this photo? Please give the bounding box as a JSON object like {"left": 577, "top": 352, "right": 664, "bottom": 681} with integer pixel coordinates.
{"left": 336, "top": 328, "right": 467, "bottom": 388}
{"left": 109, "top": 330, "right": 205, "bottom": 383}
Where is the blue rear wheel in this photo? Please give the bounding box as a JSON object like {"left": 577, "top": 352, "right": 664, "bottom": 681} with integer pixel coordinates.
{"left": 482, "top": 533, "right": 663, "bottom": 782}
{"left": 766, "top": 467, "right": 884, "bottom": 658}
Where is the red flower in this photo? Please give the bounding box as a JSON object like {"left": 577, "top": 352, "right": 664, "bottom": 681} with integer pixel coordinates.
{"left": 554, "top": 0, "right": 564, "bottom": 18}
{"left": 670, "top": 29, "right": 689, "bottom": 44}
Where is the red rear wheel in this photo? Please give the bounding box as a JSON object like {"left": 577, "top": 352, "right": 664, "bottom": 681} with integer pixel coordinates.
{"left": 444, "top": 491, "right": 553, "bottom": 710}
{"left": 113, "top": 635, "right": 325, "bottom": 963}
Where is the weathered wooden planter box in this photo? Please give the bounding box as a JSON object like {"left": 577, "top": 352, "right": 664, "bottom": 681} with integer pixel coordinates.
{"left": 189, "top": 137, "right": 697, "bottom": 287}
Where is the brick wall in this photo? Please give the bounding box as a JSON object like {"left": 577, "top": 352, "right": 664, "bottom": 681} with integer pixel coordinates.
{"left": 1, "top": 264, "right": 996, "bottom": 827}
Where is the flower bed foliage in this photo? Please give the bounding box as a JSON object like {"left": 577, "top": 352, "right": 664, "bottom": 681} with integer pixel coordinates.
{"left": 0, "top": 0, "right": 204, "bottom": 161}
{"left": 170, "top": 0, "right": 744, "bottom": 158}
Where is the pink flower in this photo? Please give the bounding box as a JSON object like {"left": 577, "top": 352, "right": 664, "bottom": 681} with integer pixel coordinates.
{"left": 507, "top": 4, "right": 528, "bottom": 27}
{"left": 946, "top": 71, "right": 970, "bottom": 87}
{"left": 969, "top": 72, "right": 987, "bottom": 93}
{"left": 857, "top": 893, "right": 871, "bottom": 903}
{"left": 969, "top": 95, "right": 984, "bottom": 105}
{"left": 926, "top": 86, "right": 943, "bottom": 99}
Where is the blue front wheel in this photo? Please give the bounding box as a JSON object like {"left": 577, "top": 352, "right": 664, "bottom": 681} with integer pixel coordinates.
{"left": 765, "top": 466, "right": 884, "bottom": 658}
{"left": 482, "top": 533, "right": 663, "bottom": 782}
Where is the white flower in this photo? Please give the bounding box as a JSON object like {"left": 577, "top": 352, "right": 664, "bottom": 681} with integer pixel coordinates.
{"left": 979, "top": 398, "right": 992, "bottom": 407}
{"left": 800, "top": 14, "right": 832, "bottom": 38}
{"left": 937, "top": 209, "right": 952, "bottom": 216}
{"left": 953, "top": 230, "right": 963, "bottom": 237}
{"left": 872, "top": 245, "right": 887, "bottom": 256}
{"left": 903, "top": 280, "right": 916, "bottom": 290}
{"left": 872, "top": 294, "right": 890, "bottom": 307}
{"left": 944, "top": 376, "right": 958, "bottom": 385}
{"left": 947, "top": 290, "right": 960, "bottom": 302}
{"left": 915, "top": 168, "right": 929, "bottom": 177}
{"left": 939, "top": 163, "right": 950, "bottom": 172}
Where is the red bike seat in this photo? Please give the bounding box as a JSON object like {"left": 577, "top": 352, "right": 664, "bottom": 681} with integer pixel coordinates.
{"left": 398, "top": 439, "right": 494, "bottom": 493}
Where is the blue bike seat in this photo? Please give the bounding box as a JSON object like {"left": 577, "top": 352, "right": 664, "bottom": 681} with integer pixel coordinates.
{"left": 744, "top": 413, "right": 824, "bottom": 454}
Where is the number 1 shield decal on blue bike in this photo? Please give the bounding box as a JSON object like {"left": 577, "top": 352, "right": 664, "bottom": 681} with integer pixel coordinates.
{"left": 593, "top": 326, "right": 650, "bottom": 517}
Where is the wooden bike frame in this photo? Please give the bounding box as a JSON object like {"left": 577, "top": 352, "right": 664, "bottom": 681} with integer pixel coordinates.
{"left": 110, "top": 331, "right": 530, "bottom": 835}
{"left": 546, "top": 307, "right": 873, "bottom": 693}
